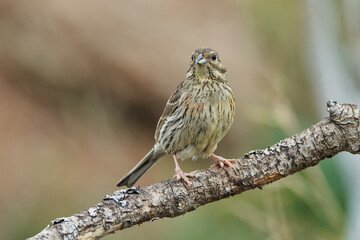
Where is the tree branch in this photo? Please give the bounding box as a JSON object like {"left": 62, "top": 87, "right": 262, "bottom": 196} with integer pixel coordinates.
{"left": 29, "top": 101, "right": 360, "bottom": 240}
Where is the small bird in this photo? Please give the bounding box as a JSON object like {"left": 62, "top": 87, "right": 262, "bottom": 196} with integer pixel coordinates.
{"left": 117, "top": 47, "right": 235, "bottom": 187}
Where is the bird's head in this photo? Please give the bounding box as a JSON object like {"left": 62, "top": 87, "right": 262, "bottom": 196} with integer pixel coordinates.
{"left": 186, "top": 47, "right": 227, "bottom": 82}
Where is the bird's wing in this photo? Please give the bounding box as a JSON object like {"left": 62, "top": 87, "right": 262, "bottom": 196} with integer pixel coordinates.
{"left": 154, "top": 81, "right": 184, "bottom": 141}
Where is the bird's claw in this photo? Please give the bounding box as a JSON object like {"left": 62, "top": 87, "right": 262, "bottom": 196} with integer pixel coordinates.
{"left": 210, "top": 154, "right": 236, "bottom": 168}
{"left": 174, "top": 168, "right": 193, "bottom": 187}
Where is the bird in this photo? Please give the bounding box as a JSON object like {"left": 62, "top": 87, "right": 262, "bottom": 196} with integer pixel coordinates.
{"left": 117, "top": 47, "right": 235, "bottom": 187}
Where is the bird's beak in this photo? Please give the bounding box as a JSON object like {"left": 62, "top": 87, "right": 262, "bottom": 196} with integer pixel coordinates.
{"left": 196, "top": 54, "right": 207, "bottom": 65}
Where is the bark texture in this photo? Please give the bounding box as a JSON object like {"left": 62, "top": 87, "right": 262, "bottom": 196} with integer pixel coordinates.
{"left": 29, "top": 101, "right": 360, "bottom": 240}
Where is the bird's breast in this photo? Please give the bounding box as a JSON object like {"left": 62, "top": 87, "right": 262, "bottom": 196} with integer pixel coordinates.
{"left": 158, "top": 80, "right": 234, "bottom": 160}
{"left": 177, "top": 82, "right": 234, "bottom": 159}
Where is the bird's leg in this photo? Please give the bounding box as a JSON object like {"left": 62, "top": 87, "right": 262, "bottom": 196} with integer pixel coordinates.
{"left": 173, "top": 154, "right": 193, "bottom": 187}
{"left": 210, "top": 153, "right": 236, "bottom": 168}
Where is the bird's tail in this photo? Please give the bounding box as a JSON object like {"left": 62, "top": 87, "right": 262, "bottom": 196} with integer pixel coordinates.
{"left": 116, "top": 148, "right": 166, "bottom": 187}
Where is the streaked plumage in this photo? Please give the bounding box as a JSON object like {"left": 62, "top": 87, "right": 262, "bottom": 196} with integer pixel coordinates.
{"left": 117, "top": 47, "right": 235, "bottom": 187}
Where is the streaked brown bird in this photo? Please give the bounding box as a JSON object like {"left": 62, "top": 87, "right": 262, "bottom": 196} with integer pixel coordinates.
{"left": 117, "top": 47, "right": 235, "bottom": 187}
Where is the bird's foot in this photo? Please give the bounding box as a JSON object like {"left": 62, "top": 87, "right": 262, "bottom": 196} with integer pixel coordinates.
{"left": 174, "top": 167, "right": 194, "bottom": 187}
{"left": 210, "top": 153, "right": 236, "bottom": 168}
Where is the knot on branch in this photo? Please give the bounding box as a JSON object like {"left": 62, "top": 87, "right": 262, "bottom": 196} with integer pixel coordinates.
{"left": 326, "top": 100, "right": 360, "bottom": 153}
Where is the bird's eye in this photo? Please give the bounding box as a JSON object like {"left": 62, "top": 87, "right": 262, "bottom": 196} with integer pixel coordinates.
{"left": 211, "top": 54, "right": 217, "bottom": 60}
{"left": 191, "top": 55, "right": 195, "bottom": 61}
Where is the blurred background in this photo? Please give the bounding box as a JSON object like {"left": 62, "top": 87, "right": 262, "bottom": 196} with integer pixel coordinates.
{"left": 0, "top": 0, "right": 359, "bottom": 239}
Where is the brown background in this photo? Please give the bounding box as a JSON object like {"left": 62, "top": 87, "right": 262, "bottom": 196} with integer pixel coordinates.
{"left": 0, "top": 1, "right": 346, "bottom": 240}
